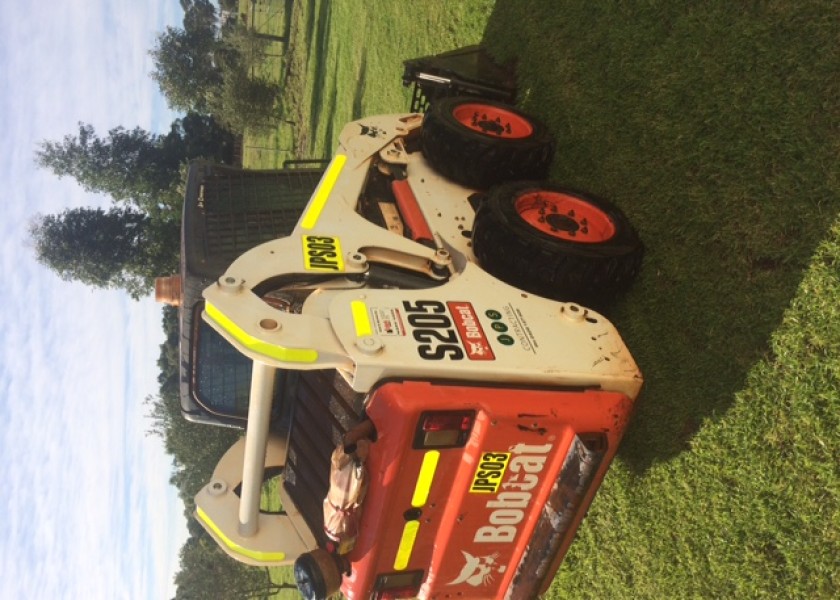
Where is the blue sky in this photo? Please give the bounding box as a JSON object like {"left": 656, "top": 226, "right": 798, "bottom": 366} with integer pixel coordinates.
{"left": 0, "top": 1, "right": 188, "bottom": 598}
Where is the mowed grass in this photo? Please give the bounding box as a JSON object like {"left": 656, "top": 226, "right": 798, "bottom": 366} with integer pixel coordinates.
{"left": 481, "top": 3, "right": 839, "bottom": 597}
{"left": 238, "top": 1, "right": 839, "bottom": 598}
{"left": 240, "top": 0, "right": 493, "bottom": 167}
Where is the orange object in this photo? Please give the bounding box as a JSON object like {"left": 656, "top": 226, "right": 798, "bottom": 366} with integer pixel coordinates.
{"left": 391, "top": 178, "right": 434, "bottom": 246}
{"left": 343, "top": 380, "right": 634, "bottom": 600}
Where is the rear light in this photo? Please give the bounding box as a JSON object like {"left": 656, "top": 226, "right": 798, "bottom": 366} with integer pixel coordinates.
{"left": 413, "top": 410, "right": 475, "bottom": 448}
{"left": 372, "top": 570, "right": 424, "bottom": 599}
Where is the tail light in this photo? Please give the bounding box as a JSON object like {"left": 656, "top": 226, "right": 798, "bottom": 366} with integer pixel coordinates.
{"left": 372, "top": 570, "right": 424, "bottom": 599}
{"left": 413, "top": 410, "right": 475, "bottom": 448}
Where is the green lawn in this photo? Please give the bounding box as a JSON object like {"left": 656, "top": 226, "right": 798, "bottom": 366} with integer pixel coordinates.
{"left": 239, "top": 0, "right": 493, "bottom": 167}
{"left": 239, "top": 1, "right": 839, "bottom": 597}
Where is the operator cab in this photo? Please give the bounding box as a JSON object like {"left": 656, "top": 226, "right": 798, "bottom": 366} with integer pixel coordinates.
{"left": 188, "top": 307, "right": 298, "bottom": 428}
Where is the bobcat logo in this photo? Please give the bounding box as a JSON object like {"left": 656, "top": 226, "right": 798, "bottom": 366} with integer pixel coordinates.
{"left": 448, "top": 551, "right": 506, "bottom": 587}
{"left": 359, "top": 124, "right": 383, "bottom": 138}
{"left": 468, "top": 341, "right": 489, "bottom": 356}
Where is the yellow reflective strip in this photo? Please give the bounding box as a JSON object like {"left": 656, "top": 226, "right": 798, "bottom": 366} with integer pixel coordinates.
{"left": 411, "top": 450, "right": 440, "bottom": 508}
{"left": 196, "top": 507, "right": 286, "bottom": 564}
{"left": 300, "top": 154, "right": 347, "bottom": 230}
{"left": 205, "top": 301, "right": 318, "bottom": 363}
{"left": 394, "top": 520, "right": 420, "bottom": 571}
{"left": 351, "top": 300, "right": 372, "bottom": 337}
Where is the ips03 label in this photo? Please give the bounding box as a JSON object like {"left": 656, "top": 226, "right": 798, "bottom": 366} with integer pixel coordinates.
{"left": 302, "top": 235, "right": 344, "bottom": 272}
{"left": 470, "top": 452, "right": 511, "bottom": 494}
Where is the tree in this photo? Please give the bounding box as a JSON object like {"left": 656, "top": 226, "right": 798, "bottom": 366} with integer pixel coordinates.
{"left": 151, "top": 0, "right": 285, "bottom": 132}
{"left": 146, "top": 387, "right": 240, "bottom": 502}
{"left": 180, "top": 0, "right": 216, "bottom": 31}
{"left": 147, "top": 307, "right": 241, "bottom": 501}
{"left": 151, "top": 0, "right": 220, "bottom": 113}
{"left": 35, "top": 115, "right": 234, "bottom": 218}
{"left": 211, "top": 69, "right": 281, "bottom": 133}
{"left": 29, "top": 206, "right": 179, "bottom": 299}
{"left": 36, "top": 124, "right": 177, "bottom": 214}
{"left": 151, "top": 26, "right": 221, "bottom": 114}
{"left": 205, "top": 24, "right": 281, "bottom": 132}
{"left": 173, "top": 534, "right": 296, "bottom": 600}
{"left": 168, "top": 112, "right": 236, "bottom": 166}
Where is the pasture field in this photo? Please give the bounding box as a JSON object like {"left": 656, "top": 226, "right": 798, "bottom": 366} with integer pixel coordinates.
{"left": 238, "top": 1, "right": 839, "bottom": 597}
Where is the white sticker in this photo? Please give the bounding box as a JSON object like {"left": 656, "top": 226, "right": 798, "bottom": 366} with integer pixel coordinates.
{"left": 370, "top": 307, "right": 406, "bottom": 336}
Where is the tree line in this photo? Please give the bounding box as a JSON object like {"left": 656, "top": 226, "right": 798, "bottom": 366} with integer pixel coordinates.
{"left": 30, "top": 113, "right": 232, "bottom": 298}
{"left": 29, "top": 0, "right": 294, "bottom": 597}
{"left": 30, "top": 0, "right": 290, "bottom": 299}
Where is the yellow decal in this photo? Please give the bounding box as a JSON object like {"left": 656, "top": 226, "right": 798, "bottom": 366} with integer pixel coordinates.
{"left": 469, "top": 452, "right": 511, "bottom": 494}
{"left": 351, "top": 300, "right": 372, "bottom": 337}
{"left": 196, "top": 507, "right": 286, "bottom": 564}
{"left": 205, "top": 302, "right": 318, "bottom": 364}
{"left": 302, "top": 235, "right": 344, "bottom": 272}
{"left": 411, "top": 451, "right": 440, "bottom": 508}
{"left": 300, "top": 154, "right": 347, "bottom": 229}
{"left": 391, "top": 451, "right": 439, "bottom": 570}
{"left": 394, "top": 520, "right": 420, "bottom": 571}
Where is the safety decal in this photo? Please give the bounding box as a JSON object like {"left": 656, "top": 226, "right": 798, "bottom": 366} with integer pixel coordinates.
{"left": 370, "top": 307, "right": 406, "bottom": 336}
{"left": 470, "top": 452, "right": 511, "bottom": 494}
{"left": 302, "top": 235, "right": 344, "bottom": 272}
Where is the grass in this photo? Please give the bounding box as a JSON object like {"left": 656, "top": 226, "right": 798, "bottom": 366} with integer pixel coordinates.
{"left": 239, "top": 0, "right": 493, "bottom": 167}
{"left": 236, "top": 1, "right": 839, "bottom": 597}
{"left": 549, "top": 217, "right": 840, "bottom": 598}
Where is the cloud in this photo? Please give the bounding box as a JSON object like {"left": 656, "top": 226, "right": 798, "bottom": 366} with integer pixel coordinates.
{"left": 0, "top": 1, "right": 186, "bottom": 599}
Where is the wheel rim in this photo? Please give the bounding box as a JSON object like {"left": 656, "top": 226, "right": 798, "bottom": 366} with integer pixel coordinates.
{"left": 451, "top": 103, "right": 534, "bottom": 138}
{"left": 515, "top": 191, "right": 616, "bottom": 243}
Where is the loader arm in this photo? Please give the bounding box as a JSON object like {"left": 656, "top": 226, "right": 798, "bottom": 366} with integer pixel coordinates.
{"left": 200, "top": 114, "right": 444, "bottom": 375}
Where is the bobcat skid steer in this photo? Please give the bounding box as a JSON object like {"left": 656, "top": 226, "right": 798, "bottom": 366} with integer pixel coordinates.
{"left": 193, "top": 98, "right": 644, "bottom": 600}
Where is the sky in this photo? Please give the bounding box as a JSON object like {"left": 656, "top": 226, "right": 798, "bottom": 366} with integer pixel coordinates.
{"left": 0, "top": 1, "right": 189, "bottom": 598}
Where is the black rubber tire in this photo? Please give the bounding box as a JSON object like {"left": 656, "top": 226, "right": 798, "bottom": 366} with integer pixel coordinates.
{"left": 472, "top": 181, "right": 644, "bottom": 306}
{"left": 421, "top": 97, "right": 555, "bottom": 189}
{"left": 294, "top": 550, "right": 341, "bottom": 600}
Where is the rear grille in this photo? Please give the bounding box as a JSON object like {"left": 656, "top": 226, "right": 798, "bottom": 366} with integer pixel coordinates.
{"left": 199, "top": 168, "right": 323, "bottom": 264}
{"left": 504, "top": 434, "right": 607, "bottom": 600}
{"left": 283, "top": 370, "right": 365, "bottom": 544}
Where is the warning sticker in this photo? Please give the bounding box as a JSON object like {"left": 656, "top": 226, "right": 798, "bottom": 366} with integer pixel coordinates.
{"left": 370, "top": 307, "right": 406, "bottom": 336}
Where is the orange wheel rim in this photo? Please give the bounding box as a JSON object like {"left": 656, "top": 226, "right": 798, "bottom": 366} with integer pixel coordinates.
{"left": 515, "top": 191, "right": 615, "bottom": 243}
{"left": 451, "top": 103, "right": 534, "bottom": 138}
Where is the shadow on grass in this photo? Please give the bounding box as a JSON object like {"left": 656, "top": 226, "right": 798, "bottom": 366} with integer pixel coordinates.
{"left": 481, "top": 1, "right": 840, "bottom": 472}
{"left": 281, "top": 0, "right": 294, "bottom": 43}
{"left": 319, "top": 77, "right": 338, "bottom": 158}
{"left": 301, "top": 0, "right": 319, "bottom": 63}
{"left": 306, "top": 0, "right": 333, "bottom": 155}
{"left": 352, "top": 48, "right": 368, "bottom": 120}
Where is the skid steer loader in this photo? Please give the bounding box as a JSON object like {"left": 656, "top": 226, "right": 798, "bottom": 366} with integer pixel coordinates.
{"left": 189, "top": 95, "right": 644, "bottom": 600}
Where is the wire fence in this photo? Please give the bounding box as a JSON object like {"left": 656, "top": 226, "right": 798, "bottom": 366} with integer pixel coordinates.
{"left": 247, "top": 0, "right": 292, "bottom": 44}
{"left": 240, "top": 0, "right": 298, "bottom": 167}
